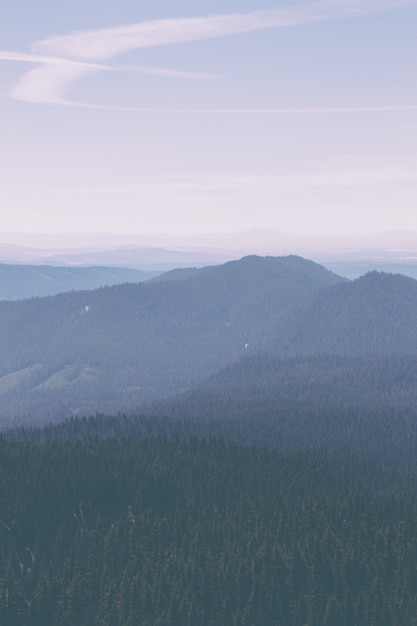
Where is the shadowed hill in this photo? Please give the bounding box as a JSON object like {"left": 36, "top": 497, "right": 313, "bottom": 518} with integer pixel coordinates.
{"left": 269, "top": 271, "right": 417, "bottom": 355}
{"left": 154, "top": 352, "right": 417, "bottom": 460}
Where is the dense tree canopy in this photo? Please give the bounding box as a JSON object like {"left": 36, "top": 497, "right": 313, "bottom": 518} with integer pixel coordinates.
{"left": 2, "top": 415, "right": 417, "bottom": 625}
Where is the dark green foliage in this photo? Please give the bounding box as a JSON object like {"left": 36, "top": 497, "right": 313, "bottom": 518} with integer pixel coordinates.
{"left": 2, "top": 428, "right": 417, "bottom": 625}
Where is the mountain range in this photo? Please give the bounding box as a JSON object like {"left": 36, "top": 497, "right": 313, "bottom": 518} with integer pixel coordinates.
{"left": 0, "top": 254, "right": 417, "bottom": 426}
{"left": 1, "top": 229, "right": 417, "bottom": 277}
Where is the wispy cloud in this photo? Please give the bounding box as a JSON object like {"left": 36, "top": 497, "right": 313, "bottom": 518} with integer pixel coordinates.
{"left": 3, "top": 0, "right": 417, "bottom": 107}
{"left": 0, "top": 50, "right": 109, "bottom": 69}
{"left": 9, "top": 65, "right": 98, "bottom": 104}
{"left": 1, "top": 50, "right": 213, "bottom": 104}
{"left": 32, "top": 0, "right": 417, "bottom": 61}
{"left": 0, "top": 51, "right": 108, "bottom": 103}
{"left": 57, "top": 102, "right": 417, "bottom": 114}
{"left": 118, "top": 66, "right": 215, "bottom": 80}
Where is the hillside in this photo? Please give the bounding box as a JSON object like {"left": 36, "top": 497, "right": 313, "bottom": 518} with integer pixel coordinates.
{"left": 156, "top": 353, "right": 417, "bottom": 456}
{"left": 0, "top": 264, "right": 157, "bottom": 300}
{"left": 154, "top": 270, "right": 417, "bottom": 455}
{"left": 0, "top": 255, "right": 344, "bottom": 425}
{"left": 268, "top": 270, "right": 417, "bottom": 355}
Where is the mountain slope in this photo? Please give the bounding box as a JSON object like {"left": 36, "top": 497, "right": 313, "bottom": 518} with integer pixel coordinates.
{"left": 0, "top": 255, "right": 344, "bottom": 425}
{"left": 158, "top": 352, "right": 417, "bottom": 417}
{"left": 153, "top": 352, "right": 417, "bottom": 460}
{"left": 269, "top": 271, "right": 417, "bottom": 355}
{"left": 154, "top": 271, "right": 417, "bottom": 451}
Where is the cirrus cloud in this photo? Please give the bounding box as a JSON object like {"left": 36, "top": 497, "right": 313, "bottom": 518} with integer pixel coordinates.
{"left": 2, "top": 0, "right": 417, "bottom": 108}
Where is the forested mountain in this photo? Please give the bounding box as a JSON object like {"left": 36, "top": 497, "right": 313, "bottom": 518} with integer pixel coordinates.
{"left": 155, "top": 353, "right": 417, "bottom": 458}
{"left": 3, "top": 257, "right": 417, "bottom": 624}
{"left": 269, "top": 270, "right": 417, "bottom": 355}
{"left": 148, "top": 266, "right": 202, "bottom": 283}
{"left": 159, "top": 352, "right": 417, "bottom": 417}
{"left": 1, "top": 256, "right": 417, "bottom": 427}
{"left": 0, "top": 264, "right": 157, "bottom": 301}
{"left": 0, "top": 255, "right": 343, "bottom": 425}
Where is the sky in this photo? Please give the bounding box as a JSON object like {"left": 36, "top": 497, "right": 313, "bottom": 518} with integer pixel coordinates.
{"left": 1, "top": 0, "right": 417, "bottom": 242}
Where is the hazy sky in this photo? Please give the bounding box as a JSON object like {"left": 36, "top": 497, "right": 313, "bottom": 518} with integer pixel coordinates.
{"left": 1, "top": 0, "right": 417, "bottom": 239}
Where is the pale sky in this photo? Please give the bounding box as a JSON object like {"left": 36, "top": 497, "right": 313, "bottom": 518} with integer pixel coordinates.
{"left": 1, "top": 0, "right": 417, "bottom": 240}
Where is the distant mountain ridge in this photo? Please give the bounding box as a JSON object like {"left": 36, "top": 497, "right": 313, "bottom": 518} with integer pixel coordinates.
{"left": 1, "top": 229, "right": 417, "bottom": 276}
{"left": 0, "top": 264, "right": 158, "bottom": 301}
